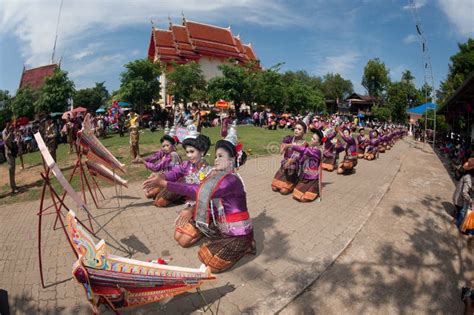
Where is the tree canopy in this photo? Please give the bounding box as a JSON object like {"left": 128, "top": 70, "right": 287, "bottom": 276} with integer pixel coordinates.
{"left": 166, "top": 61, "right": 206, "bottom": 105}
{"left": 118, "top": 59, "right": 161, "bottom": 112}
{"left": 34, "top": 69, "right": 75, "bottom": 114}
{"left": 437, "top": 38, "right": 474, "bottom": 104}
{"left": 73, "top": 82, "right": 109, "bottom": 112}
{"left": 362, "top": 58, "right": 390, "bottom": 99}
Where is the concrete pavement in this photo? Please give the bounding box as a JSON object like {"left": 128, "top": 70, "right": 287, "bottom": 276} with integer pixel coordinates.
{"left": 0, "top": 138, "right": 453, "bottom": 314}
{"left": 281, "top": 139, "right": 472, "bottom": 315}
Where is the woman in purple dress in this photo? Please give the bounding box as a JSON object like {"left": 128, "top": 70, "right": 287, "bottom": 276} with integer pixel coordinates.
{"left": 139, "top": 134, "right": 182, "bottom": 199}
{"left": 357, "top": 128, "right": 368, "bottom": 158}
{"left": 321, "top": 128, "right": 337, "bottom": 171}
{"left": 144, "top": 125, "right": 255, "bottom": 273}
{"left": 144, "top": 124, "right": 212, "bottom": 207}
{"left": 365, "top": 129, "right": 380, "bottom": 160}
{"left": 290, "top": 129, "right": 323, "bottom": 202}
{"left": 336, "top": 127, "right": 358, "bottom": 174}
{"left": 271, "top": 122, "right": 307, "bottom": 194}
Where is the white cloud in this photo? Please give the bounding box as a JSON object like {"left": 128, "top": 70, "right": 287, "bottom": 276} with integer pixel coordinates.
{"left": 403, "top": 34, "right": 418, "bottom": 44}
{"left": 403, "top": 0, "right": 427, "bottom": 10}
{"left": 437, "top": 0, "right": 474, "bottom": 36}
{"left": 0, "top": 0, "right": 302, "bottom": 70}
{"left": 315, "top": 52, "right": 360, "bottom": 78}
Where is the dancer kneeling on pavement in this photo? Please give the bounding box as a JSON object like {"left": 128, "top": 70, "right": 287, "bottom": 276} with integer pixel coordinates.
{"left": 138, "top": 132, "right": 182, "bottom": 199}
{"left": 365, "top": 130, "right": 380, "bottom": 160}
{"left": 337, "top": 127, "right": 358, "bottom": 174}
{"left": 143, "top": 125, "right": 256, "bottom": 273}
{"left": 290, "top": 129, "right": 323, "bottom": 202}
{"left": 145, "top": 124, "right": 212, "bottom": 208}
{"left": 454, "top": 158, "right": 474, "bottom": 232}
{"left": 271, "top": 121, "right": 307, "bottom": 194}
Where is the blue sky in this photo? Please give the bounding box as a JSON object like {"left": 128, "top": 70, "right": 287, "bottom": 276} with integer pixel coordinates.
{"left": 0, "top": 0, "right": 473, "bottom": 99}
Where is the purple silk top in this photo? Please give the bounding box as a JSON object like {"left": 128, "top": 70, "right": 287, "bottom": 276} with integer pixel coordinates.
{"left": 144, "top": 150, "right": 181, "bottom": 172}
{"left": 341, "top": 134, "right": 357, "bottom": 155}
{"left": 281, "top": 135, "right": 305, "bottom": 171}
{"left": 357, "top": 135, "right": 368, "bottom": 148}
{"left": 323, "top": 130, "right": 337, "bottom": 158}
{"left": 167, "top": 174, "right": 253, "bottom": 237}
{"left": 293, "top": 145, "right": 321, "bottom": 180}
{"left": 164, "top": 160, "right": 209, "bottom": 183}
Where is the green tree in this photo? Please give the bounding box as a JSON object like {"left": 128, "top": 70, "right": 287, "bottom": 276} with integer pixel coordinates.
{"left": 11, "top": 86, "right": 38, "bottom": 118}
{"left": 321, "top": 73, "right": 353, "bottom": 101}
{"left": 207, "top": 62, "right": 251, "bottom": 105}
{"left": 253, "top": 65, "right": 286, "bottom": 110}
{"left": 419, "top": 82, "right": 433, "bottom": 103}
{"left": 34, "top": 69, "right": 75, "bottom": 114}
{"left": 0, "top": 90, "right": 13, "bottom": 130}
{"left": 437, "top": 38, "right": 474, "bottom": 104}
{"left": 386, "top": 81, "right": 420, "bottom": 123}
{"left": 286, "top": 80, "right": 325, "bottom": 112}
{"left": 166, "top": 61, "right": 206, "bottom": 105}
{"left": 118, "top": 59, "right": 161, "bottom": 112}
{"left": 361, "top": 58, "right": 390, "bottom": 100}
{"left": 371, "top": 105, "right": 392, "bottom": 122}
{"left": 401, "top": 70, "right": 415, "bottom": 84}
{"left": 74, "top": 82, "right": 109, "bottom": 112}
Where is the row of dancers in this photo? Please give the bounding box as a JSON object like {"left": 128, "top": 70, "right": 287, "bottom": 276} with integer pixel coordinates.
{"left": 140, "top": 121, "right": 407, "bottom": 273}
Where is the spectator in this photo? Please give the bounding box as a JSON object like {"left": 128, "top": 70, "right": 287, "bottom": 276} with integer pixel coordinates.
{"left": 2, "top": 119, "right": 19, "bottom": 194}
{"left": 454, "top": 157, "right": 474, "bottom": 221}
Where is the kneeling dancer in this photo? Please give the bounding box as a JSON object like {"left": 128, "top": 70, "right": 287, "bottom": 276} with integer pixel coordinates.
{"left": 146, "top": 126, "right": 255, "bottom": 273}
{"left": 271, "top": 121, "right": 307, "bottom": 194}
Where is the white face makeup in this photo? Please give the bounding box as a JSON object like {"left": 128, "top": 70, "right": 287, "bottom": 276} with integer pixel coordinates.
{"left": 214, "top": 148, "right": 234, "bottom": 171}
{"left": 161, "top": 140, "right": 172, "bottom": 154}
{"left": 294, "top": 124, "right": 305, "bottom": 138}
{"left": 186, "top": 146, "right": 201, "bottom": 164}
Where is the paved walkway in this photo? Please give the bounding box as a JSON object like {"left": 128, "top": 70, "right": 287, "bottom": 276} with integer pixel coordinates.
{"left": 281, "top": 140, "right": 472, "bottom": 315}
{"left": 0, "top": 138, "right": 445, "bottom": 314}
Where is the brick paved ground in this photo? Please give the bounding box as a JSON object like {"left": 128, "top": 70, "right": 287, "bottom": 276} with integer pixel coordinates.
{"left": 0, "top": 138, "right": 421, "bottom": 314}
{"left": 281, "top": 139, "right": 472, "bottom": 314}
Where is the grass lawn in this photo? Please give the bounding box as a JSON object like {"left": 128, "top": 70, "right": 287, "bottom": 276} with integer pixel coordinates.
{"left": 0, "top": 125, "right": 294, "bottom": 204}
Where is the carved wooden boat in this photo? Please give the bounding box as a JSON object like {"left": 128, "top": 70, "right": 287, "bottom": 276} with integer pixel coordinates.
{"left": 66, "top": 210, "right": 215, "bottom": 312}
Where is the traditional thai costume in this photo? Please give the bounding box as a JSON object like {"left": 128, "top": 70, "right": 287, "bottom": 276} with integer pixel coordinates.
{"left": 271, "top": 135, "right": 306, "bottom": 192}
{"left": 338, "top": 132, "right": 358, "bottom": 173}
{"left": 292, "top": 145, "right": 322, "bottom": 202}
{"left": 357, "top": 133, "right": 368, "bottom": 158}
{"left": 365, "top": 131, "right": 379, "bottom": 160}
{"left": 321, "top": 130, "right": 337, "bottom": 171}
{"left": 167, "top": 171, "right": 254, "bottom": 272}
{"left": 155, "top": 125, "right": 212, "bottom": 207}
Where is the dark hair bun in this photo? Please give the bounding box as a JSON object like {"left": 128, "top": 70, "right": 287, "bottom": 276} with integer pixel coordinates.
{"left": 160, "top": 134, "right": 176, "bottom": 146}
{"left": 182, "top": 134, "right": 211, "bottom": 155}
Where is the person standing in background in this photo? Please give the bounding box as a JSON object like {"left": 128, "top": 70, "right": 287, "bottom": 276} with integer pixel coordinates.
{"left": 2, "top": 119, "right": 19, "bottom": 194}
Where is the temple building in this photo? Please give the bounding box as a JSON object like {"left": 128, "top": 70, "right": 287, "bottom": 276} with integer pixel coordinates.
{"left": 147, "top": 17, "right": 258, "bottom": 105}
{"left": 19, "top": 64, "right": 59, "bottom": 91}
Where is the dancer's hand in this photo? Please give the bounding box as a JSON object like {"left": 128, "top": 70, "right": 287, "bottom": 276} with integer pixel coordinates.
{"left": 142, "top": 174, "right": 164, "bottom": 190}
{"left": 283, "top": 158, "right": 294, "bottom": 169}
{"left": 175, "top": 209, "right": 193, "bottom": 227}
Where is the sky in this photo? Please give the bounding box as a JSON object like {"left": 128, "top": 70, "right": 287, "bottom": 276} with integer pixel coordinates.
{"left": 0, "top": 0, "right": 473, "bottom": 99}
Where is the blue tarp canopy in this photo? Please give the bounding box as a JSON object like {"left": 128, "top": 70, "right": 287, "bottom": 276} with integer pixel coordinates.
{"left": 96, "top": 108, "right": 106, "bottom": 113}
{"left": 118, "top": 101, "right": 131, "bottom": 107}
{"left": 407, "top": 102, "right": 437, "bottom": 114}
{"left": 357, "top": 113, "right": 365, "bottom": 118}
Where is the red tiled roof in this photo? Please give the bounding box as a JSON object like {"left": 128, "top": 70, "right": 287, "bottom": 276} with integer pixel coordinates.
{"left": 153, "top": 29, "right": 180, "bottom": 62}
{"left": 150, "top": 18, "right": 258, "bottom": 65}
{"left": 243, "top": 44, "right": 257, "bottom": 61}
{"left": 19, "top": 64, "right": 58, "bottom": 91}
{"left": 171, "top": 25, "right": 199, "bottom": 60}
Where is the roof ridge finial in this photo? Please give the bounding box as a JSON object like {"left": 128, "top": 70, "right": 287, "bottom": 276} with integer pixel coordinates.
{"left": 168, "top": 15, "right": 172, "bottom": 29}
{"left": 181, "top": 11, "right": 186, "bottom": 25}
{"left": 150, "top": 18, "right": 155, "bottom": 29}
